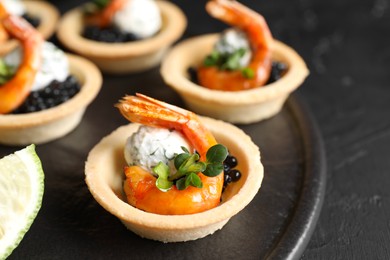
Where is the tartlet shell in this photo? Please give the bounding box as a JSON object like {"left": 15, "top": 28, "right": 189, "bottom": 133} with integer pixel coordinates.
{"left": 160, "top": 34, "right": 309, "bottom": 124}
{"left": 57, "top": 0, "right": 187, "bottom": 74}
{"left": 0, "top": 54, "right": 102, "bottom": 146}
{"left": 0, "top": 0, "right": 60, "bottom": 55}
{"left": 85, "top": 117, "right": 263, "bottom": 242}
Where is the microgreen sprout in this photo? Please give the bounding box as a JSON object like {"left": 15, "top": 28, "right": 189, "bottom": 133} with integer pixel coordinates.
{"left": 0, "top": 59, "right": 16, "bottom": 85}
{"left": 241, "top": 67, "right": 254, "bottom": 79}
{"left": 203, "top": 48, "right": 255, "bottom": 79}
{"left": 152, "top": 144, "right": 228, "bottom": 191}
{"left": 83, "top": 0, "right": 110, "bottom": 14}
{"left": 153, "top": 162, "right": 172, "bottom": 192}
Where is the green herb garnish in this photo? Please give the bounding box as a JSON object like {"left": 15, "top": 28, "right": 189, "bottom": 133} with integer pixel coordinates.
{"left": 203, "top": 48, "right": 249, "bottom": 71}
{"left": 203, "top": 48, "right": 255, "bottom": 79}
{"left": 152, "top": 144, "right": 228, "bottom": 191}
{"left": 83, "top": 0, "right": 110, "bottom": 15}
{"left": 203, "top": 51, "right": 220, "bottom": 67}
{"left": 0, "top": 59, "right": 16, "bottom": 85}
{"left": 93, "top": 0, "right": 110, "bottom": 8}
{"left": 220, "top": 48, "right": 246, "bottom": 71}
{"left": 153, "top": 162, "right": 173, "bottom": 192}
{"left": 241, "top": 67, "right": 255, "bottom": 79}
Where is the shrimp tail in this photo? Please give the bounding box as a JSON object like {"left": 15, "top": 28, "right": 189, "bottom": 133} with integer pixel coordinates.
{"left": 206, "top": 0, "right": 273, "bottom": 48}
{"left": 116, "top": 93, "right": 217, "bottom": 159}
{"left": 116, "top": 93, "right": 190, "bottom": 130}
{"left": 198, "top": 0, "right": 273, "bottom": 91}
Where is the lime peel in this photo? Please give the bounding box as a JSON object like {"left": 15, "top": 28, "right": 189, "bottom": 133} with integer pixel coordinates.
{"left": 0, "top": 144, "right": 44, "bottom": 259}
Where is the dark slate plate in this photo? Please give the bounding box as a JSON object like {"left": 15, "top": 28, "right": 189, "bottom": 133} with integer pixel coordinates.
{"left": 2, "top": 62, "right": 326, "bottom": 259}
{"left": 2, "top": 1, "right": 325, "bottom": 258}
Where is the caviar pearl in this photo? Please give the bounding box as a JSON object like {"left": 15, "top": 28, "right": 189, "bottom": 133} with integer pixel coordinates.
{"left": 224, "top": 155, "right": 238, "bottom": 168}
{"left": 83, "top": 25, "right": 139, "bottom": 43}
{"left": 223, "top": 163, "right": 230, "bottom": 173}
{"left": 224, "top": 174, "right": 232, "bottom": 185}
{"left": 223, "top": 154, "right": 241, "bottom": 188}
{"left": 267, "top": 61, "right": 288, "bottom": 84}
{"left": 228, "top": 169, "right": 241, "bottom": 182}
{"left": 12, "top": 76, "right": 81, "bottom": 114}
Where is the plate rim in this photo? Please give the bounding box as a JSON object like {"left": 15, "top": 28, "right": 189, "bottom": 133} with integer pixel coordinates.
{"left": 265, "top": 93, "right": 327, "bottom": 260}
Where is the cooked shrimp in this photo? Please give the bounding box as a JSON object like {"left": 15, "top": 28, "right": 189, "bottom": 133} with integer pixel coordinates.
{"left": 0, "top": 14, "right": 43, "bottom": 114}
{"left": 198, "top": 0, "right": 273, "bottom": 91}
{"left": 116, "top": 93, "right": 224, "bottom": 215}
{"left": 0, "top": 3, "right": 9, "bottom": 42}
{"left": 0, "top": 3, "right": 6, "bottom": 18}
{"left": 0, "top": 25, "right": 7, "bottom": 43}
{"left": 85, "top": 0, "right": 128, "bottom": 28}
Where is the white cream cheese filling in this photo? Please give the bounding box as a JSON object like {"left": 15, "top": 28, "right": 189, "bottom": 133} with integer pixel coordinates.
{"left": 113, "top": 0, "right": 162, "bottom": 39}
{"left": 214, "top": 28, "right": 252, "bottom": 67}
{"left": 1, "top": 0, "right": 25, "bottom": 16}
{"left": 3, "top": 41, "right": 69, "bottom": 91}
{"left": 124, "top": 125, "right": 191, "bottom": 176}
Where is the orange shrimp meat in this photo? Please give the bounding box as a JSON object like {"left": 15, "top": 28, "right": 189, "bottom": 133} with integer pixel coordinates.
{"left": 116, "top": 94, "right": 225, "bottom": 215}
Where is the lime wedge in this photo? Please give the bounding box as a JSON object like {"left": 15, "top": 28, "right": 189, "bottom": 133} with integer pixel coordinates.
{"left": 0, "top": 144, "right": 44, "bottom": 259}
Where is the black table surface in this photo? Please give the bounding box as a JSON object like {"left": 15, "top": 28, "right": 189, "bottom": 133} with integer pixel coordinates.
{"left": 3, "top": 0, "right": 390, "bottom": 259}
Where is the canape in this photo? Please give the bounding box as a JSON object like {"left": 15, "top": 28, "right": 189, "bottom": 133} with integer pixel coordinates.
{"left": 0, "top": 0, "right": 60, "bottom": 55}
{"left": 0, "top": 12, "right": 102, "bottom": 146}
{"left": 57, "top": 0, "right": 187, "bottom": 74}
{"left": 85, "top": 94, "right": 263, "bottom": 242}
{"left": 0, "top": 54, "right": 102, "bottom": 145}
{"left": 161, "top": 0, "right": 309, "bottom": 124}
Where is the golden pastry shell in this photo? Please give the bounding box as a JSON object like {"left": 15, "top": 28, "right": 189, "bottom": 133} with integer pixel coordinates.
{"left": 57, "top": 0, "right": 187, "bottom": 74}
{"left": 161, "top": 34, "right": 309, "bottom": 124}
{"left": 85, "top": 117, "right": 263, "bottom": 242}
{"left": 0, "top": 0, "right": 60, "bottom": 55}
{"left": 0, "top": 54, "right": 102, "bottom": 146}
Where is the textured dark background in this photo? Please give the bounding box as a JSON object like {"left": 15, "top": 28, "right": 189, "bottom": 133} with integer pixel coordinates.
{"left": 1, "top": 0, "right": 390, "bottom": 259}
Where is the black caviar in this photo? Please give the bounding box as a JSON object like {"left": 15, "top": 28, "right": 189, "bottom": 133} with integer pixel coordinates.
{"left": 82, "top": 25, "right": 140, "bottom": 43}
{"left": 187, "top": 67, "right": 199, "bottom": 84}
{"left": 22, "top": 13, "right": 41, "bottom": 28}
{"left": 12, "top": 75, "right": 81, "bottom": 114}
{"left": 187, "top": 61, "right": 288, "bottom": 86}
{"left": 266, "top": 61, "right": 288, "bottom": 84}
{"left": 223, "top": 154, "right": 241, "bottom": 189}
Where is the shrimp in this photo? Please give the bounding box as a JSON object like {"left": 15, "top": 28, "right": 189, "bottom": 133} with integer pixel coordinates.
{"left": 0, "top": 3, "right": 8, "bottom": 42}
{"left": 0, "top": 25, "right": 7, "bottom": 43}
{"left": 116, "top": 93, "right": 224, "bottom": 215}
{"left": 85, "top": 0, "right": 128, "bottom": 28}
{"left": 0, "top": 14, "right": 43, "bottom": 114}
{"left": 197, "top": 0, "right": 273, "bottom": 91}
{"left": 0, "top": 3, "right": 6, "bottom": 18}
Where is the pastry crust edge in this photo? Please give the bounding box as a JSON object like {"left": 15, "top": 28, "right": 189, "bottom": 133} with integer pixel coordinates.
{"left": 0, "top": 54, "right": 102, "bottom": 145}
{"left": 57, "top": 0, "right": 187, "bottom": 74}
{"left": 160, "top": 34, "right": 310, "bottom": 124}
{"left": 0, "top": 0, "right": 60, "bottom": 55}
{"left": 85, "top": 117, "right": 264, "bottom": 242}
